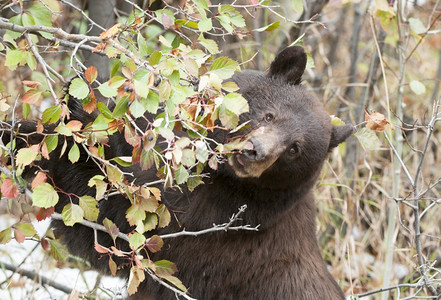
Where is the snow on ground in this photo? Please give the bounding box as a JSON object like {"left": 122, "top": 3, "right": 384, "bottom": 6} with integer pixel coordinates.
{"left": 0, "top": 213, "right": 127, "bottom": 300}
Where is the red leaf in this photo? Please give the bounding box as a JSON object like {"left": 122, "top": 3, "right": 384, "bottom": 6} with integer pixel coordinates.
{"left": 85, "top": 66, "right": 98, "bottom": 83}
{"left": 146, "top": 235, "right": 164, "bottom": 253}
{"left": 41, "top": 237, "right": 49, "bottom": 250}
{"left": 32, "top": 172, "right": 47, "bottom": 189}
{"left": 65, "top": 120, "right": 83, "bottom": 132}
{"left": 1, "top": 179, "right": 19, "bottom": 199}
{"left": 124, "top": 124, "right": 141, "bottom": 147}
{"left": 36, "top": 207, "right": 55, "bottom": 221}
{"left": 94, "top": 242, "right": 110, "bottom": 254}
{"left": 14, "top": 228, "right": 25, "bottom": 243}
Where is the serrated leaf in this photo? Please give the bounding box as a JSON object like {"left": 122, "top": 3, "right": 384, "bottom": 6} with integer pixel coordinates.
{"left": 16, "top": 146, "right": 39, "bottom": 167}
{"left": 61, "top": 203, "right": 84, "bottom": 226}
{"left": 174, "top": 165, "right": 189, "bottom": 185}
{"left": 1, "top": 178, "right": 19, "bottom": 199}
{"left": 355, "top": 127, "right": 382, "bottom": 151}
{"left": 69, "top": 78, "right": 90, "bottom": 100}
{"left": 409, "top": 80, "right": 426, "bottom": 95}
{"left": 33, "top": 182, "right": 59, "bottom": 208}
{"left": 103, "top": 218, "right": 119, "bottom": 241}
{"left": 36, "top": 206, "right": 55, "bottom": 221}
{"left": 85, "top": 66, "right": 98, "bottom": 83}
{"left": 194, "top": 140, "right": 209, "bottom": 163}
{"left": 145, "top": 235, "right": 163, "bottom": 253}
{"left": 127, "top": 266, "right": 144, "bottom": 295}
{"left": 68, "top": 143, "right": 80, "bottom": 163}
{"left": 162, "top": 275, "right": 188, "bottom": 292}
{"left": 210, "top": 57, "right": 238, "bottom": 79}
{"left": 198, "top": 17, "right": 213, "bottom": 32}
{"left": 129, "top": 232, "right": 146, "bottom": 250}
{"left": 15, "top": 223, "right": 36, "bottom": 237}
{"left": 198, "top": 35, "right": 219, "bottom": 55}
{"left": 5, "top": 50, "right": 23, "bottom": 70}
{"left": 79, "top": 196, "right": 99, "bottom": 221}
{"left": 222, "top": 92, "right": 249, "bottom": 115}
{"left": 48, "top": 239, "right": 68, "bottom": 263}
{"left": 22, "top": 89, "right": 42, "bottom": 104}
{"left": 154, "top": 260, "right": 177, "bottom": 277}
{"left": 44, "top": 135, "right": 58, "bottom": 154}
{"left": 156, "top": 204, "right": 171, "bottom": 228}
{"left": 0, "top": 227, "right": 12, "bottom": 244}
{"left": 88, "top": 175, "right": 107, "bottom": 199}
{"left": 109, "top": 256, "right": 117, "bottom": 276}
{"left": 42, "top": 105, "right": 61, "bottom": 124}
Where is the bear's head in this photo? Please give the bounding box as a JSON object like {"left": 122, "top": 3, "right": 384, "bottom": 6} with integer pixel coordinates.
{"left": 225, "top": 46, "right": 354, "bottom": 190}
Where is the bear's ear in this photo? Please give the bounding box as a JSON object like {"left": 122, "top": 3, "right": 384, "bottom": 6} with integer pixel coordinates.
{"left": 268, "top": 46, "right": 307, "bottom": 85}
{"left": 329, "top": 124, "right": 355, "bottom": 151}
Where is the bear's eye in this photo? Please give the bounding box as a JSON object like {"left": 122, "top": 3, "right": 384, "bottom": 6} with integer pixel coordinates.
{"left": 264, "top": 113, "right": 274, "bottom": 122}
{"left": 288, "top": 143, "right": 299, "bottom": 156}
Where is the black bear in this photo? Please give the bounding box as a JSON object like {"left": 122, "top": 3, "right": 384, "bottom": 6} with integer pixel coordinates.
{"left": 3, "top": 46, "right": 353, "bottom": 299}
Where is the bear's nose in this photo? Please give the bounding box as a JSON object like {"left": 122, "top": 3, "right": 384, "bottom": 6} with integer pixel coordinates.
{"left": 242, "top": 149, "right": 258, "bottom": 160}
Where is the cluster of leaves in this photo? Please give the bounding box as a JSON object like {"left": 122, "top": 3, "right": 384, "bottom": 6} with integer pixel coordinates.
{"left": 0, "top": 0, "right": 281, "bottom": 295}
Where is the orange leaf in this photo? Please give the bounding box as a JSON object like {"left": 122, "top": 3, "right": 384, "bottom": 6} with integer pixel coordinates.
{"left": 31, "top": 172, "right": 47, "bottom": 189}
{"left": 94, "top": 242, "right": 110, "bottom": 254}
{"left": 22, "top": 80, "right": 41, "bottom": 88}
{"left": 99, "top": 24, "right": 122, "bottom": 39}
{"left": 85, "top": 66, "right": 98, "bottom": 83}
{"left": 365, "top": 109, "right": 395, "bottom": 132}
{"left": 83, "top": 91, "right": 97, "bottom": 114}
{"left": 22, "top": 89, "right": 42, "bottom": 104}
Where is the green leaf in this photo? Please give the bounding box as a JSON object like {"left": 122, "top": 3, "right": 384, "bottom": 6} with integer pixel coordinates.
{"left": 103, "top": 218, "right": 119, "bottom": 241}
{"left": 0, "top": 227, "right": 12, "bottom": 244}
{"left": 291, "top": 0, "right": 304, "bottom": 14}
{"left": 146, "top": 91, "right": 160, "bottom": 114}
{"left": 137, "top": 33, "right": 149, "bottom": 56}
{"left": 149, "top": 51, "right": 162, "bottom": 65}
{"left": 44, "top": 135, "right": 58, "bottom": 154}
{"left": 48, "top": 239, "right": 68, "bottom": 263}
{"left": 222, "top": 93, "right": 249, "bottom": 115}
{"left": 156, "top": 204, "right": 171, "bottom": 228}
{"left": 198, "top": 34, "right": 219, "bottom": 54}
{"left": 194, "top": 140, "right": 209, "bottom": 163}
{"left": 68, "top": 143, "right": 80, "bottom": 163}
{"left": 88, "top": 175, "right": 107, "bottom": 199}
{"left": 5, "top": 50, "right": 23, "bottom": 70}
{"left": 112, "top": 96, "right": 130, "bottom": 118}
{"left": 409, "top": 17, "right": 426, "bottom": 34}
{"left": 79, "top": 195, "right": 99, "bottom": 221}
{"left": 61, "top": 203, "right": 84, "bottom": 226}
{"left": 15, "top": 223, "right": 36, "bottom": 237}
{"left": 174, "top": 165, "right": 189, "bottom": 185}
{"left": 210, "top": 57, "right": 239, "bottom": 79}
{"left": 69, "top": 78, "right": 90, "bottom": 100}
{"left": 409, "top": 80, "right": 426, "bottom": 95}
{"left": 154, "top": 260, "right": 178, "bottom": 277}
{"left": 16, "top": 146, "right": 39, "bottom": 167}
{"left": 162, "top": 275, "right": 188, "bottom": 292}
{"left": 33, "top": 182, "right": 59, "bottom": 208}
{"left": 97, "top": 81, "right": 118, "bottom": 98}
{"left": 354, "top": 127, "right": 382, "bottom": 151}
{"left": 42, "top": 105, "right": 61, "bottom": 124}
{"left": 129, "top": 232, "right": 146, "bottom": 250}
{"left": 255, "top": 21, "right": 280, "bottom": 32}
{"left": 198, "top": 17, "right": 213, "bottom": 32}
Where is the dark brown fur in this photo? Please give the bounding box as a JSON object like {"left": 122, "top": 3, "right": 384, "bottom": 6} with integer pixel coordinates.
{"left": 2, "top": 46, "right": 353, "bottom": 299}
